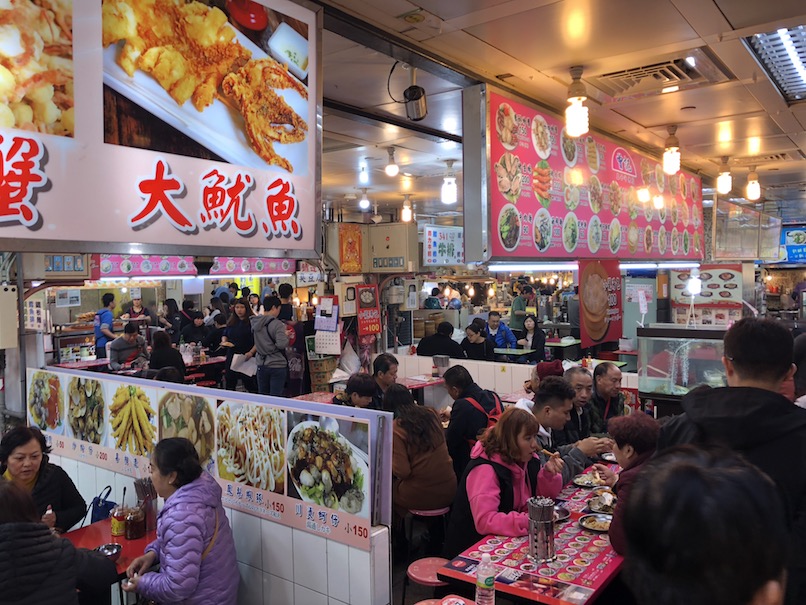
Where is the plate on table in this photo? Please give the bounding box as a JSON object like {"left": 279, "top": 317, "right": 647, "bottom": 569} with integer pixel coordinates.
{"left": 554, "top": 505, "right": 571, "bottom": 522}
{"left": 579, "top": 513, "right": 612, "bottom": 533}
{"left": 573, "top": 472, "right": 607, "bottom": 488}
{"left": 600, "top": 451, "right": 616, "bottom": 462}
{"left": 588, "top": 494, "right": 617, "bottom": 515}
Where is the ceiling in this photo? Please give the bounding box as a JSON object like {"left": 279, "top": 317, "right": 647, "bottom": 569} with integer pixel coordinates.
{"left": 317, "top": 0, "right": 806, "bottom": 224}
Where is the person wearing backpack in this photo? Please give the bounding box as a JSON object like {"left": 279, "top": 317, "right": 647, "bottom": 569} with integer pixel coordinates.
{"left": 444, "top": 365, "right": 504, "bottom": 480}
{"left": 443, "top": 407, "right": 564, "bottom": 558}
{"left": 249, "top": 296, "right": 289, "bottom": 397}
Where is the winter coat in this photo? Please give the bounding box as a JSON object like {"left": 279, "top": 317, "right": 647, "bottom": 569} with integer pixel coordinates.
{"left": 446, "top": 384, "right": 501, "bottom": 478}
{"left": 588, "top": 388, "right": 625, "bottom": 434}
{"left": 658, "top": 386, "right": 806, "bottom": 605}
{"left": 487, "top": 322, "right": 517, "bottom": 350}
{"left": 137, "top": 472, "right": 238, "bottom": 605}
{"left": 148, "top": 346, "right": 187, "bottom": 376}
{"left": 460, "top": 337, "right": 495, "bottom": 361}
{"left": 608, "top": 450, "right": 653, "bottom": 555}
{"left": 251, "top": 315, "right": 288, "bottom": 369}
{"left": 416, "top": 333, "right": 465, "bottom": 359}
{"left": 443, "top": 441, "right": 562, "bottom": 558}
{"left": 553, "top": 405, "right": 592, "bottom": 447}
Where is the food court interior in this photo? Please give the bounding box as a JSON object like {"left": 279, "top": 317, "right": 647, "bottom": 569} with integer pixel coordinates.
{"left": 2, "top": 1, "right": 806, "bottom": 605}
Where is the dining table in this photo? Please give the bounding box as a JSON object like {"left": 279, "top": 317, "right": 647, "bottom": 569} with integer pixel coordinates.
{"left": 66, "top": 517, "right": 157, "bottom": 577}
{"left": 437, "top": 469, "right": 623, "bottom": 604}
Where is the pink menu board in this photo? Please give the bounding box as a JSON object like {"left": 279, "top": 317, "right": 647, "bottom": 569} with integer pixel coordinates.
{"left": 94, "top": 254, "right": 197, "bottom": 277}
{"left": 210, "top": 257, "right": 296, "bottom": 275}
{"left": 489, "top": 91, "right": 704, "bottom": 260}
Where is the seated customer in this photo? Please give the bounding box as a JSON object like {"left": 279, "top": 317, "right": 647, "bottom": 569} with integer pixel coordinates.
{"left": 624, "top": 446, "right": 788, "bottom": 605}
{"left": 180, "top": 311, "right": 208, "bottom": 344}
{"left": 443, "top": 407, "right": 563, "bottom": 558}
{"left": 553, "top": 366, "right": 594, "bottom": 447}
{"left": 516, "top": 314, "right": 545, "bottom": 364}
{"left": 202, "top": 313, "right": 227, "bottom": 353}
{"left": 109, "top": 322, "right": 149, "bottom": 370}
{"left": 487, "top": 311, "right": 517, "bottom": 351}
{"left": 589, "top": 361, "right": 625, "bottom": 433}
{"left": 370, "top": 353, "right": 398, "bottom": 410}
{"left": 148, "top": 330, "right": 186, "bottom": 377}
{"left": 387, "top": 384, "right": 456, "bottom": 521}
{"left": 591, "top": 412, "right": 660, "bottom": 554}
{"left": 461, "top": 322, "right": 495, "bottom": 361}
{"left": 416, "top": 321, "right": 465, "bottom": 359}
{"left": 332, "top": 373, "right": 376, "bottom": 408}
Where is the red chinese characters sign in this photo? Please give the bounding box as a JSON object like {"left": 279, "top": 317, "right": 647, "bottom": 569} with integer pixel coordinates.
{"left": 0, "top": 136, "right": 47, "bottom": 227}
{"left": 356, "top": 284, "right": 381, "bottom": 336}
{"left": 579, "top": 259, "right": 622, "bottom": 348}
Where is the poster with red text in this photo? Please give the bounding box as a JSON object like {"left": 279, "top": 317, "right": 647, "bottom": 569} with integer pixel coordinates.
{"left": 356, "top": 284, "right": 381, "bottom": 335}
{"left": 579, "top": 260, "right": 622, "bottom": 348}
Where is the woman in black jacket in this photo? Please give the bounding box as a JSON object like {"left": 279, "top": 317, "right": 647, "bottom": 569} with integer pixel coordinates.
{"left": 0, "top": 426, "right": 85, "bottom": 532}
{"left": 461, "top": 322, "right": 495, "bottom": 361}
{"left": 0, "top": 480, "right": 117, "bottom": 605}
{"left": 158, "top": 298, "right": 182, "bottom": 345}
{"left": 148, "top": 330, "right": 186, "bottom": 377}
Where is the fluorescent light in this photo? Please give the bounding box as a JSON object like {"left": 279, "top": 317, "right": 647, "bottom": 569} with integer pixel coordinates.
{"left": 778, "top": 28, "right": 806, "bottom": 84}
{"left": 489, "top": 263, "right": 579, "bottom": 272}
{"left": 685, "top": 56, "right": 696, "bottom": 68}
{"left": 661, "top": 85, "right": 679, "bottom": 94}
{"left": 657, "top": 262, "right": 700, "bottom": 269}
{"left": 359, "top": 165, "right": 369, "bottom": 185}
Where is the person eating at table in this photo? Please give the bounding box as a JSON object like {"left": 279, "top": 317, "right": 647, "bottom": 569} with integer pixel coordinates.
{"left": 461, "top": 320, "right": 495, "bottom": 361}
{"left": 591, "top": 412, "right": 659, "bottom": 555}
{"left": 516, "top": 314, "right": 546, "bottom": 364}
{"left": 589, "top": 361, "right": 626, "bottom": 434}
{"left": 370, "top": 353, "right": 398, "bottom": 410}
{"left": 416, "top": 320, "right": 465, "bottom": 359}
{"left": 553, "top": 366, "right": 594, "bottom": 447}
{"left": 109, "top": 322, "right": 149, "bottom": 371}
{"left": 332, "top": 373, "right": 376, "bottom": 408}
{"left": 148, "top": 329, "right": 186, "bottom": 377}
{"left": 487, "top": 310, "right": 517, "bottom": 355}
{"left": 0, "top": 426, "right": 86, "bottom": 533}
{"left": 0, "top": 479, "right": 118, "bottom": 605}
{"left": 181, "top": 311, "right": 208, "bottom": 345}
{"left": 202, "top": 313, "right": 227, "bottom": 354}
{"left": 443, "top": 407, "right": 563, "bottom": 559}
{"left": 124, "top": 438, "right": 238, "bottom": 604}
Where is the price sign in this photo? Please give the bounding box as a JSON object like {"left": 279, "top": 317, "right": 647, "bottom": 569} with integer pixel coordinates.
{"left": 356, "top": 284, "right": 381, "bottom": 335}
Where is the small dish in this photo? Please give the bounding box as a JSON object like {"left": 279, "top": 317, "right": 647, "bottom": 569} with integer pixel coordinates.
{"left": 600, "top": 452, "right": 616, "bottom": 463}
{"left": 579, "top": 513, "right": 612, "bottom": 533}
{"left": 95, "top": 543, "right": 122, "bottom": 562}
{"left": 554, "top": 505, "right": 571, "bottom": 523}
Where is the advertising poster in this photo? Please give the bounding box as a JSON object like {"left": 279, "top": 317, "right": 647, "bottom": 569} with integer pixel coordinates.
{"left": 339, "top": 224, "right": 364, "bottom": 274}
{"left": 579, "top": 260, "right": 622, "bottom": 348}
{"left": 488, "top": 90, "right": 703, "bottom": 261}
{"left": 670, "top": 264, "right": 742, "bottom": 326}
{"left": 94, "top": 254, "right": 198, "bottom": 278}
{"left": 210, "top": 258, "right": 296, "bottom": 276}
{"left": 0, "top": 0, "right": 321, "bottom": 257}
{"left": 423, "top": 225, "right": 465, "bottom": 265}
{"left": 778, "top": 226, "right": 806, "bottom": 263}
{"left": 356, "top": 284, "right": 381, "bottom": 335}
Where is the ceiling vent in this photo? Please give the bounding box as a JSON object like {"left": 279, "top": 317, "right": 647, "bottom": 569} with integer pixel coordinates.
{"left": 731, "top": 153, "right": 794, "bottom": 166}
{"left": 587, "top": 48, "right": 732, "bottom": 101}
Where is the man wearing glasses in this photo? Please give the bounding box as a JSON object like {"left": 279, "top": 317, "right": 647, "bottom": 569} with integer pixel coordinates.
{"left": 589, "top": 362, "right": 625, "bottom": 434}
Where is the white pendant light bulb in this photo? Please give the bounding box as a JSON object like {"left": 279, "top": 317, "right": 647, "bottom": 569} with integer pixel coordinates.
{"left": 401, "top": 194, "right": 412, "bottom": 222}
{"left": 653, "top": 195, "right": 664, "bottom": 210}
{"left": 716, "top": 156, "right": 732, "bottom": 195}
{"left": 637, "top": 187, "right": 650, "bottom": 203}
{"left": 663, "top": 125, "right": 680, "bottom": 175}
{"left": 358, "top": 188, "right": 370, "bottom": 211}
{"left": 565, "top": 66, "right": 589, "bottom": 138}
{"left": 487, "top": 286, "right": 495, "bottom": 298}
{"left": 385, "top": 147, "right": 399, "bottom": 177}
{"left": 359, "top": 164, "right": 369, "bottom": 185}
{"left": 441, "top": 159, "right": 458, "bottom": 204}
{"left": 746, "top": 166, "right": 761, "bottom": 201}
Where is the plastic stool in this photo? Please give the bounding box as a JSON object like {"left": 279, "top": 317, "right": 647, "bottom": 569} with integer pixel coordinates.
{"left": 185, "top": 372, "right": 205, "bottom": 383}
{"left": 406, "top": 507, "right": 450, "bottom": 561}
{"left": 401, "top": 557, "right": 448, "bottom": 605}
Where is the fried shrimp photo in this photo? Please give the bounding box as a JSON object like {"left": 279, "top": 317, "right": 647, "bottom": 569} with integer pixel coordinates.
{"left": 110, "top": 385, "right": 156, "bottom": 456}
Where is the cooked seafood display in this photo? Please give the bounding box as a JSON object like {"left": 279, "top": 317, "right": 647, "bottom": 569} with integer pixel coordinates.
{"left": 588, "top": 175, "right": 603, "bottom": 213}
{"left": 609, "top": 181, "right": 622, "bottom": 216}
{"left": 110, "top": 385, "right": 155, "bottom": 456}
{"left": 288, "top": 424, "right": 365, "bottom": 514}
{"left": 28, "top": 372, "right": 62, "bottom": 430}
{"left": 495, "top": 153, "right": 522, "bottom": 202}
{"left": 68, "top": 378, "right": 104, "bottom": 443}
{"left": 531, "top": 115, "right": 551, "bottom": 158}
{"left": 159, "top": 393, "right": 214, "bottom": 464}
{"left": 532, "top": 160, "right": 551, "bottom": 207}
{"left": 496, "top": 102, "right": 517, "bottom": 149}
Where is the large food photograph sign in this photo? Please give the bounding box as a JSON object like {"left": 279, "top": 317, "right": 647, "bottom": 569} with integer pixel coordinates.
{"left": 28, "top": 369, "right": 375, "bottom": 549}
{"left": 0, "top": 0, "right": 320, "bottom": 256}
{"left": 489, "top": 90, "right": 703, "bottom": 260}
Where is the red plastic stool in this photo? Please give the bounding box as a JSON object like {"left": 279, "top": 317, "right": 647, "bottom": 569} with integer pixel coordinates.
{"left": 441, "top": 596, "right": 476, "bottom": 605}
{"left": 185, "top": 372, "right": 205, "bottom": 383}
{"left": 406, "top": 507, "right": 450, "bottom": 561}
{"left": 401, "top": 557, "right": 448, "bottom": 605}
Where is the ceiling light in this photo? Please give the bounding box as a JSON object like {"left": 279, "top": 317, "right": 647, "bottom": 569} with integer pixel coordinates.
{"left": 385, "top": 147, "right": 399, "bottom": 177}
{"left": 717, "top": 156, "right": 732, "bottom": 195}
{"left": 685, "top": 56, "right": 696, "bottom": 68}
{"left": 487, "top": 286, "right": 495, "bottom": 298}
{"left": 358, "top": 188, "right": 370, "bottom": 211}
{"left": 468, "top": 286, "right": 475, "bottom": 297}
{"left": 401, "top": 195, "right": 412, "bottom": 222}
{"left": 637, "top": 187, "right": 650, "bottom": 203}
{"left": 359, "top": 165, "right": 369, "bottom": 185}
{"left": 746, "top": 166, "right": 761, "bottom": 201}
{"left": 661, "top": 85, "right": 679, "bottom": 94}
{"left": 653, "top": 195, "right": 664, "bottom": 209}
{"left": 687, "top": 269, "right": 702, "bottom": 296}
{"left": 442, "top": 159, "right": 457, "bottom": 204}
{"left": 565, "top": 66, "right": 589, "bottom": 138}
{"left": 663, "top": 125, "right": 680, "bottom": 175}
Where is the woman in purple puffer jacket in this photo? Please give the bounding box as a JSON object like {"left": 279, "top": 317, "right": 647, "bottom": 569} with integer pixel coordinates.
{"left": 123, "top": 438, "right": 238, "bottom": 604}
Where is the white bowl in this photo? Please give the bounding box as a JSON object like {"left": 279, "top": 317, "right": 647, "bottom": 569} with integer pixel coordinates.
{"left": 267, "top": 22, "right": 309, "bottom": 82}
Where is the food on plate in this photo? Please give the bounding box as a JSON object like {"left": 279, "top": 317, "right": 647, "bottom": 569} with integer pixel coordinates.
{"left": 564, "top": 185, "right": 580, "bottom": 210}
{"left": 495, "top": 152, "right": 522, "bottom": 202}
{"left": 589, "top": 492, "right": 616, "bottom": 514}
{"left": 658, "top": 225, "right": 667, "bottom": 255}
{"left": 159, "top": 393, "right": 214, "bottom": 464}
{"left": 588, "top": 175, "right": 603, "bottom": 213}
{"left": 659, "top": 204, "right": 667, "bottom": 224}
{"left": 683, "top": 231, "right": 690, "bottom": 255}
{"left": 498, "top": 204, "right": 521, "bottom": 251}
{"left": 670, "top": 200, "right": 679, "bottom": 225}
{"left": 655, "top": 165, "right": 665, "bottom": 192}
{"left": 587, "top": 215, "right": 602, "bottom": 253}
{"left": 627, "top": 221, "right": 639, "bottom": 254}
{"left": 643, "top": 198, "right": 654, "bottom": 221}
{"left": 707, "top": 283, "right": 721, "bottom": 290}
{"left": 217, "top": 403, "right": 285, "bottom": 492}
{"left": 67, "top": 378, "right": 105, "bottom": 444}
{"left": 691, "top": 178, "right": 700, "bottom": 202}
{"left": 28, "top": 372, "right": 62, "bottom": 430}
{"left": 679, "top": 173, "right": 688, "bottom": 199}
{"left": 720, "top": 291, "right": 733, "bottom": 298}
{"left": 789, "top": 231, "right": 806, "bottom": 245}
{"left": 222, "top": 57, "right": 309, "bottom": 172}
{"left": 554, "top": 506, "right": 571, "bottom": 522}
{"left": 586, "top": 136, "right": 599, "bottom": 172}
{"left": 671, "top": 228, "right": 680, "bottom": 255}
{"left": 560, "top": 128, "right": 577, "bottom": 165}
{"left": 534, "top": 208, "right": 552, "bottom": 253}
{"left": 700, "top": 291, "right": 713, "bottom": 298}
{"left": 573, "top": 472, "right": 607, "bottom": 488}
{"left": 669, "top": 172, "right": 679, "bottom": 196}
{"left": 681, "top": 202, "right": 691, "bottom": 227}
{"left": 724, "top": 282, "right": 738, "bottom": 289}
{"left": 609, "top": 181, "right": 622, "bottom": 216}
{"left": 140, "top": 260, "right": 152, "bottom": 273}
{"left": 627, "top": 187, "right": 639, "bottom": 219}
{"left": 644, "top": 225, "right": 653, "bottom": 253}
{"left": 580, "top": 263, "right": 609, "bottom": 341}
{"left": 563, "top": 212, "right": 579, "bottom": 253}
{"left": 531, "top": 115, "right": 551, "bottom": 158}
{"left": 0, "top": 0, "right": 74, "bottom": 136}
{"left": 359, "top": 289, "right": 375, "bottom": 305}
{"left": 160, "top": 259, "right": 171, "bottom": 272}
{"left": 719, "top": 272, "right": 735, "bottom": 281}
{"left": 120, "top": 259, "right": 133, "bottom": 274}
{"left": 110, "top": 385, "right": 155, "bottom": 456}
{"left": 580, "top": 514, "right": 612, "bottom": 532}
{"left": 532, "top": 160, "right": 551, "bottom": 207}
{"left": 496, "top": 102, "right": 517, "bottom": 149}
{"left": 692, "top": 204, "right": 701, "bottom": 229}
{"left": 288, "top": 424, "right": 365, "bottom": 514}
{"left": 609, "top": 219, "right": 622, "bottom": 254}
{"left": 699, "top": 272, "right": 711, "bottom": 280}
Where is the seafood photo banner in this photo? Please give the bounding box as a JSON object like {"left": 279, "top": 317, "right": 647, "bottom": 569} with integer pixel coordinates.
{"left": 669, "top": 264, "right": 743, "bottom": 327}
{"left": 0, "top": 0, "right": 321, "bottom": 258}
{"left": 579, "top": 260, "right": 622, "bottom": 348}
{"left": 488, "top": 89, "right": 704, "bottom": 261}
{"left": 28, "top": 368, "right": 390, "bottom": 550}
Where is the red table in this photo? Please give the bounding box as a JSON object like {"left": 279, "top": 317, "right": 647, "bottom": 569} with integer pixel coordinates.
{"left": 398, "top": 375, "right": 445, "bottom": 390}
{"left": 52, "top": 359, "right": 110, "bottom": 370}
{"left": 501, "top": 389, "right": 530, "bottom": 404}
{"left": 438, "top": 474, "right": 623, "bottom": 604}
{"left": 293, "top": 391, "right": 334, "bottom": 404}
{"left": 66, "top": 518, "right": 157, "bottom": 577}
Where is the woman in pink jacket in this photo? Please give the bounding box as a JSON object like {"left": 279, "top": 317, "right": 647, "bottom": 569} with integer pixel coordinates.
{"left": 443, "top": 407, "right": 564, "bottom": 557}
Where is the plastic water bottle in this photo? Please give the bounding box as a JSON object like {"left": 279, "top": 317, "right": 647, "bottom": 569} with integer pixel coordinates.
{"left": 475, "top": 552, "right": 496, "bottom": 605}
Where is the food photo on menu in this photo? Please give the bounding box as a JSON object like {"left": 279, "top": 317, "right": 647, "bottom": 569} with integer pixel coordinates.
{"left": 101, "top": 0, "right": 310, "bottom": 173}
{"left": 285, "top": 412, "right": 370, "bottom": 519}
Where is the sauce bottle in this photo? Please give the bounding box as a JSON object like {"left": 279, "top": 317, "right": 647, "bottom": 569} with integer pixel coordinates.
{"left": 125, "top": 506, "right": 146, "bottom": 540}
{"left": 111, "top": 506, "right": 127, "bottom": 537}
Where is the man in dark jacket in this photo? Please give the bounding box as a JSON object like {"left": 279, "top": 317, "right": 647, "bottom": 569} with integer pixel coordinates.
{"left": 416, "top": 321, "right": 465, "bottom": 359}
{"left": 657, "top": 317, "right": 806, "bottom": 605}
{"left": 444, "top": 365, "right": 501, "bottom": 479}
{"left": 589, "top": 362, "right": 625, "bottom": 434}
{"left": 554, "top": 366, "right": 593, "bottom": 447}
{"left": 371, "top": 353, "right": 398, "bottom": 410}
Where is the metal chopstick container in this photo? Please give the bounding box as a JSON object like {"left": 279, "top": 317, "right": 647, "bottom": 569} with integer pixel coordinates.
{"left": 527, "top": 496, "right": 556, "bottom": 563}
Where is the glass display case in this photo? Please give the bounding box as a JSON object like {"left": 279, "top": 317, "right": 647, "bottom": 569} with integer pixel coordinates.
{"left": 637, "top": 325, "right": 728, "bottom": 415}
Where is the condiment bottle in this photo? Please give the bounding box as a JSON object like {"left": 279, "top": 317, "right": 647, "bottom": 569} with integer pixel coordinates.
{"left": 125, "top": 506, "right": 146, "bottom": 540}
{"left": 111, "top": 506, "right": 127, "bottom": 537}
{"left": 432, "top": 364, "right": 439, "bottom": 378}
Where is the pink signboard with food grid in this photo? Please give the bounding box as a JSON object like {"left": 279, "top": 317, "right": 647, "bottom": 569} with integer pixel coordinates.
{"left": 489, "top": 90, "right": 704, "bottom": 260}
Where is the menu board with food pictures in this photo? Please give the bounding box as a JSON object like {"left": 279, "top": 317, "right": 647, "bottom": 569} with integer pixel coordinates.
{"left": 94, "top": 254, "right": 197, "bottom": 278}
{"left": 0, "top": 0, "right": 320, "bottom": 257}
{"left": 210, "top": 257, "right": 296, "bottom": 275}
{"left": 28, "top": 369, "right": 383, "bottom": 550}
{"left": 777, "top": 226, "right": 806, "bottom": 264}
{"left": 489, "top": 90, "right": 703, "bottom": 260}
{"left": 579, "top": 260, "right": 623, "bottom": 348}
{"left": 670, "top": 264, "right": 742, "bottom": 327}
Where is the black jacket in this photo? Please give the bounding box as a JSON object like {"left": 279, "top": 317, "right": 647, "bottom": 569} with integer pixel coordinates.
{"left": 180, "top": 323, "right": 208, "bottom": 344}
{"left": 589, "top": 388, "right": 625, "bottom": 434}
{"left": 416, "top": 333, "right": 465, "bottom": 359}
{"left": 148, "top": 346, "right": 187, "bottom": 376}
{"left": 202, "top": 326, "right": 225, "bottom": 353}
{"left": 461, "top": 337, "right": 496, "bottom": 361}
{"left": 553, "top": 404, "right": 592, "bottom": 447}
{"left": 445, "top": 384, "right": 500, "bottom": 479}
{"left": 658, "top": 386, "right": 806, "bottom": 605}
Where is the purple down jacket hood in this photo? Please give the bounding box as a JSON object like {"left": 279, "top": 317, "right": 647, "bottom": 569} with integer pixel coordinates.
{"left": 138, "top": 472, "right": 238, "bottom": 605}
